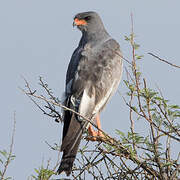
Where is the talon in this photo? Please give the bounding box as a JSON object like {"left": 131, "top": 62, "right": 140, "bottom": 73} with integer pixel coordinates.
{"left": 97, "top": 131, "right": 104, "bottom": 138}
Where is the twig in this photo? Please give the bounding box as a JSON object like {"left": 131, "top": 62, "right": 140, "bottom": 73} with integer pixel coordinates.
{"left": 144, "top": 79, "right": 164, "bottom": 179}
{"left": 19, "top": 79, "right": 115, "bottom": 142}
{"left": 148, "top": 53, "right": 180, "bottom": 69}
{"left": 1, "top": 112, "right": 16, "bottom": 180}
{"left": 21, "top": 80, "right": 161, "bottom": 178}
{"left": 39, "top": 77, "right": 60, "bottom": 104}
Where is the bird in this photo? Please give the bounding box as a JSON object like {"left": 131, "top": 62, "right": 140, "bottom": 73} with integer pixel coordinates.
{"left": 57, "top": 11, "right": 123, "bottom": 176}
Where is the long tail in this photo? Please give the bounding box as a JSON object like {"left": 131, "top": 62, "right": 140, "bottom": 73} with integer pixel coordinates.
{"left": 57, "top": 113, "right": 87, "bottom": 176}
{"left": 57, "top": 89, "right": 95, "bottom": 175}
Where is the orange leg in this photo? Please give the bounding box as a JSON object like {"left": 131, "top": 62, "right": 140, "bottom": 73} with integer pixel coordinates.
{"left": 96, "top": 113, "right": 104, "bottom": 137}
{"left": 88, "top": 113, "right": 104, "bottom": 141}
{"left": 88, "top": 124, "right": 98, "bottom": 141}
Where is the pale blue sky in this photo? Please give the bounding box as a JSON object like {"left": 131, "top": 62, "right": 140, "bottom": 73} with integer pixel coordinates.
{"left": 0, "top": 0, "right": 180, "bottom": 179}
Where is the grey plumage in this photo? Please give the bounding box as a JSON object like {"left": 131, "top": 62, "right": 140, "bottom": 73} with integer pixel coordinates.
{"left": 57, "top": 11, "right": 123, "bottom": 176}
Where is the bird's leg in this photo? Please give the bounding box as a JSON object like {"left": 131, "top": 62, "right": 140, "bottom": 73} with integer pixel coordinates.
{"left": 96, "top": 113, "right": 104, "bottom": 137}
{"left": 88, "top": 124, "right": 98, "bottom": 141}
{"left": 87, "top": 113, "right": 104, "bottom": 141}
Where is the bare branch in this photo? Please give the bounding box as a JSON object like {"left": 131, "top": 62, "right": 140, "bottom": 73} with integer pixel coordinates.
{"left": 1, "top": 112, "right": 16, "bottom": 180}
{"left": 148, "top": 53, "right": 180, "bottom": 69}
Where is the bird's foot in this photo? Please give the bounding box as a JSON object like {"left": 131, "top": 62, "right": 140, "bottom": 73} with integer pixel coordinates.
{"left": 87, "top": 131, "right": 98, "bottom": 141}
{"left": 87, "top": 128, "right": 104, "bottom": 141}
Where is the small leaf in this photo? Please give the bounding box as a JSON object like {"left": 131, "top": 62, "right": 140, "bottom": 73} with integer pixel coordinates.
{"left": 0, "top": 158, "right": 3, "bottom": 164}
{"left": 103, "top": 144, "right": 112, "bottom": 151}
{"left": 154, "top": 96, "right": 164, "bottom": 101}
{"left": 135, "top": 54, "right": 144, "bottom": 60}
{"left": 162, "top": 162, "right": 173, "bottom": 167}
{"left": 131, "top": 106, "right": 138, "bottom": 113}
{"left": 169, "top": 105, "right": 180, "bottom": 109}
{"left": 81, "top": 145, "right": 88, "bottom": 151}
{"left": 133, "top": 43, "right": 140, "bottom": 50}
{"left": 0, "top": 150, "right": 8, "bottom": 158}
{"left": 123, "top": 80, "right": 129, "bottom": 87}
{"left": 115, "top": 129, "right": 125, "bottom": 137}
{"left": 34, "top": 168, "right": 39, "bottom": 174}
{"left": 136, "top": 71, "right": 141, "bottom": 78}
{"left": 124, "top": 35, "right": 130, "bottom": 41}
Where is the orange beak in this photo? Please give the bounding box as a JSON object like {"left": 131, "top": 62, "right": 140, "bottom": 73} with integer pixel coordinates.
{"left": 73, "top": 18, "right": 87, "bottom": 27}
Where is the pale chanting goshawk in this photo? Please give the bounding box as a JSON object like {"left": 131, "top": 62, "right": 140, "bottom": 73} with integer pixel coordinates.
{"left": 57, "top": 11, "right": 123, "bottom": 176}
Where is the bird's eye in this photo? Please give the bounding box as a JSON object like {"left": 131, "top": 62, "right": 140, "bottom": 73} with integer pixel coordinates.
{"left": 84, "top": 16, "right": 91, "bottom": 21}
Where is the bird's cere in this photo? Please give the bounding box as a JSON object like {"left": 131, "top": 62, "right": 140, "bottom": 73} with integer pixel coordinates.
{"left": 73, "top": 18, "right": 87, "bottom": 26}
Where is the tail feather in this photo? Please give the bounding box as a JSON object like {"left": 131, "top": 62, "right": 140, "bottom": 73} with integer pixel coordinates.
{"left": 58, "top": 89, "right": 95, "bottom": 176}
{"left": 57, "top": 113, "right": 87, "bottom": 176}
{"left": 57, "top": 135, "right": 81, "bottom": 176}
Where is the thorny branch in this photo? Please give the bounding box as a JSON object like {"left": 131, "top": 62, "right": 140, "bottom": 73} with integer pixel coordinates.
{"left": 21, "top": 44, "right": 180, "bottom": 179}
{"left": 20, "top": 77, "right": 165, "bottom": 179}
{"left": 117, "top": 14, "right": 180, "bottom": 179}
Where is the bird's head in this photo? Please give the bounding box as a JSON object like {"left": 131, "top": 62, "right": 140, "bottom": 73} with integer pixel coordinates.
{"left": 73, "top": 11, "right": 105, "bottom": 33}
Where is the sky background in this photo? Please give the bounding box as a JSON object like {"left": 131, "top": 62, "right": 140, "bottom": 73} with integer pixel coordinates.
{"left": 0, "top": 0, "right": 180, "bottom": 179}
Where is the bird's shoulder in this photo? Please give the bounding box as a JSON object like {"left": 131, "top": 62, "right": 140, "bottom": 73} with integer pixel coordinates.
{"left": 102, "top": 38, "right": 120, "bottom": 50}
{"left": 83, "top": 38, "right": 121, "bottom": 62}
{"left": 97, "top": 38, "right": 120, "bottom": 53}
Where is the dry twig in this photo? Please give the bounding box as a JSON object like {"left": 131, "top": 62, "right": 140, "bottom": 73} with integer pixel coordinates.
{"left": 148, "top": 53, "right": 180, "bottom": 69}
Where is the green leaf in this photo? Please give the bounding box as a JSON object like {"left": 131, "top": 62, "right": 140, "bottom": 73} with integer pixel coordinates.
{"left": 124, "top": 144, "right": 131, "bottom": 149}
{"left": 135, "top": 54, "right": 144, "bottom": 60}
{"left": 149, "top": 92, "right": 158, "bottom": 99}
{"left": 133, "top": 43, "right": 140, "bottom": 50}
{"left": 131, "top": 106, "right": 138, "bottom": 113}
{"left": 103, "top": 144, "right": 112, "bottom": 151}
{"left": 154, "top": 96, "right": 164, "bottom": 101}
{"left": 162, "top": 162, "right": 173, "bottom": 167}
{"left": 129, "top": 84, "right": 135, "bottom": 92}
{"left": 136, "top": 71, "right": 141, "bottom": 78}
{"left": 169, "top": 105, "right": 180, "bottom": 109}
{"left": 0, "top": 150, "right": 8, "bottom": 158}
{"left": 34, "top": 168, "right": 39, "bottom": 174}
{"left": 123, "top": 80, "right": 129, "bottom": 87}
{"left": 115, "top": 129, "right": 125, "bottom": 137}
{"left": 0, "top": 158, "right": 3, "bottom": 164}
{"left": 124, "top": 35, "right": 130, "bottom": 41}
{"left": 81, "top": 145, "right": 88, "bottom": 151}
